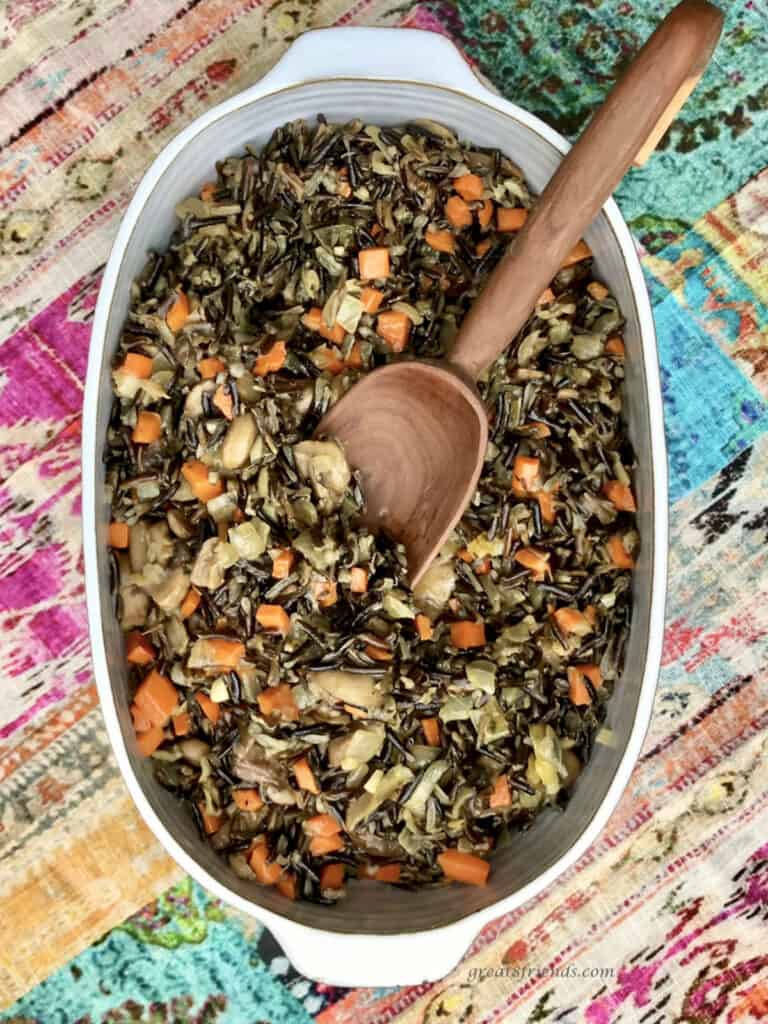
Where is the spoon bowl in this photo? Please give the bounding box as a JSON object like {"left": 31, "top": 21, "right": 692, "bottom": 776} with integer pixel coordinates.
{"left": 318, "top": 362, "right": 488, "bottom": 585}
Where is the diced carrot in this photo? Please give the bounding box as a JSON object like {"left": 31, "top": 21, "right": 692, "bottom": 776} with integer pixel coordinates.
{"left": 425, "top": 229, "right": 456, "bottom": 254}
{"left": 134, "top": 669, "right": 178, "bottom": 727}
{"left": 562, "top": 239, "right": 592, "bottom": 267}
{"left": 293, "top": 756, "right": 320, "bottom": 794}
{"left": 358, "top": 247, "right": 391, "bottom": 280}
{"left": 272, "top": 548, "right": 295, "bottom": 579}
{"left": 587, "top": 281, "right": 609, "bottom": 301}
{"left": 422, "top": 717, "right": 441, "bottom": 746}
{"left": 450, "top": 620, "right": 486, "bottom": 649}
{"left": 310, "top": 834, "right": 344, "bottom": 856}
{"left": 475, "top": 239, "right": 492, "bottom": 258}
{"left": 181, "top": 460, "right": 224, "bottom": 503}
{"left": 302, "top": 307, "right": 323, "bottom": 332}
{"left": 376, "top": 310, "right": 411, "bottom": 352}
{"left": 605, "top": 335, "right": 626, "bottom": 357}
{"left": 360, "top": 286, "right": 384, "bottom": 314}
{"left": 489, "top": 774, "right": 512, "bottom": 809}
{"left": 603, "top": 480, "right": 637, "bottom": 512}
{"left": 537, "top": 490, "right": 557, "bottom": 525}
{"left": 304, "top": 814, "right": 342, "bottom": 837}
{"left": 497, "top": 207, "right": 528, "bottom": 232}
{"left": 474, "top": 556, "right": 492, "bottom": 576}
{"left": 415, "top": 614, "right": 434, "bottom": 641}
{"left": 584, "top": 604, "right": 598, "bottom": 628}
{"left": 180, "top": 588, "right": 201, "bottom": 619}
{"left": 345, "top": 340, "right": 364, "bottom": 370}
{"left": 132, "top": 411, "right": 162, "bottom": 444}
{"left": 511, "top": 455, "right": 541, "bottom": 496}
{"left": 344, "top": 703, "right": 368, "bottom": 719}
{"left": 233, "top": 788, "right": 264, "bottom": 812}
{"left": 166, "top": 290, "right": 190, "bottom": 333}
{"left": 249, "top": 839, "right": 282, "bottom": 885}
{"left": 130, "top": 702, "right": 152, "bottom": 733}
{"left": 445, "top": 195, "right": 472, "bottom": 229}
{"left": 213, "top": 384, "right": 234, "bottom": 420}
{"left": 312, "top": 579, "right": 338, "bottom": 608}
{"left": 457, "top": 547, "right": 473, "bottom": 563}
{"left": 567, "top": 664, "right": 603, "bottom": 706}
{"left": 136, "top": 725, "right": 165, "bottom": 757}
{"left": 477, "top": 198, "right": 494, "bottom": 228}
{"left": 200, "top": 181, "right": 217, "bottom": 202}
{"left": 374, "top": 863, "right": 401, "bottom": 883}
{"left": 553, "top": 607, "right": 593, "bottom": 637}
{"left": 370, "top": 222, "right": 382, "bottom": 238}
{"left": 198, "top": 637, "right": 245, "bottom": 669}
{"left": 349, "top": 567, "right": 369, "bottom": 593}
{"left": 514, "top": 546, "right": 551, "bottom": 581}
{"left": 108, "top": 521, "right": 130, "bottom": 548}
{"left": 438, "top": 848, "right": 490, "bottom": 886}
{"left": 257, "top": 683, "right": 299, "bottom": 722}
{"left": 365, "top": 643, "right": 393, "bottom": 662}
{"left": 196, "top": 691, "right": 221, "bottom": 724}
{"left": 453, "top": 174, "right": 484, "bottom": 201}
{"left": 254, "top": 339, "right": 287, "bottom": 376}
{"left": 312, "top": 345, "right": 346, "bottom": 375}
{"left": 121, "top": 352, "right": 154, "bottom": 378}
{"left": 199, "top": 805, "right": 223, "bottom": 835}
{"left": 529, "top": 421, "right": 551, "bottom": 438}
{"left": 537, "top": 288, "right": 555, "bottom": 305}
{"left": 197, "top": 357, "right": 226, "bottom": 379}
{"left": 608, "top": 533, "right": 635, "bottom": 569}
{"left": 126, "top": 631, "right": 156, "bottom": 666}
{"left": 303, "top": 308, "right": 346, "bottom": 345}
{"left": 320, "top": 863, "right": 346, "bottom": 889}
{"left": 276, "top": 871, "right": 298, "bottom": 899}
{"left": 256, "top": 603, "right": 291, "bottom": 634}
{"left": 172, "top": 711, "right": 191, "bottom": 736}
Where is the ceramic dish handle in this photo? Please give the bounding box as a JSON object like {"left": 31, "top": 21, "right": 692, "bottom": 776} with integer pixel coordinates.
{"left": 257, "top": 27, "right": 487, "bottom": 97}
{"left": 267, "top": 921, "right": 480, "bottom": 987}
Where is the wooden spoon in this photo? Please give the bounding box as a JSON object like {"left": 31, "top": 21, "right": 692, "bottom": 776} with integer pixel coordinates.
{"left": 318, "top": 0, "right": 723, "bottom": 585}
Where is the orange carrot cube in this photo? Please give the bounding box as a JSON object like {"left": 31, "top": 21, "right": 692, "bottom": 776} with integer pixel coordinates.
{"left": 453, "top": 174, "right": 484, "bottom": 201}
{"left": 497, "top": 207, "right": 528, "bottom": 232}
{"left": 376, "top": 310, "right": 411, "bottom": 352}
{"left": 126, "top": 631, "right": 156, "bottom": 666}
{"left": 450, "top": 620, "right": 486, "bottom": 649}
{"left": 132, "top": 411, "right": 162, "bottom": 444}
{"left": 108, "top": 522, "right": 130, "bottom": 548}
{"left": 121, "top": 352, "right": 154, "bottom": 378}
{"left": 358, "top": 247, "right": 391, "bottom": 280}
{"left": 166, "top": 290, "right": 190, "bottom": 333}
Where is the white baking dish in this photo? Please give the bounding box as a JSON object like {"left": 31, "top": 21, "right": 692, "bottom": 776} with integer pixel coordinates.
{"left": 82, "top": 27, "right": 668, "bottom": 988}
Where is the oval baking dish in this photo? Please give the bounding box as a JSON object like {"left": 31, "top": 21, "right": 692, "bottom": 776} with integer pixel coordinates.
{"left": 82, "top": 26, "right": 668, "bottom": 988}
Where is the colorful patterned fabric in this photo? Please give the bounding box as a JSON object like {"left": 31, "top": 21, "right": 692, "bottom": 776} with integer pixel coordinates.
{"left": 2, "top": 0, "right": 768, "bottom": 1020}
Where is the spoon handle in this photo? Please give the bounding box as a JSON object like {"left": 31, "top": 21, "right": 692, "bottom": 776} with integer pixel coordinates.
{"left": 447, "top": 0, "right": 723, "bottom": 383}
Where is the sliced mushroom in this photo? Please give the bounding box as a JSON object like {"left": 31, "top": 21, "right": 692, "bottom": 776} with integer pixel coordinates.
{"left": 308, "top": 670, "right": 385, "bottom": 710}
{"left": 120, "top": 583, "right": 150, "bottom": 629}
{"left": 221, "top": 413, "right": 257, "bottom": 470}
{"left": 148, "top": 568, "right": 190, "bottom": 612}
{"left": 293, "top": 439, "right": 351, "bottom": 511}
{"left": 328, "top": 723, "right": 386, "bottom": 770}
{"left": 190, "top": 538, "right": 236, "bottom": 590}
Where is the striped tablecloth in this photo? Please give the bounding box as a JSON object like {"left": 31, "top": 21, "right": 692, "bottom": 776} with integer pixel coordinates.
{"left": 2, "top": 1, "right": 768, "bottom": 1020}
